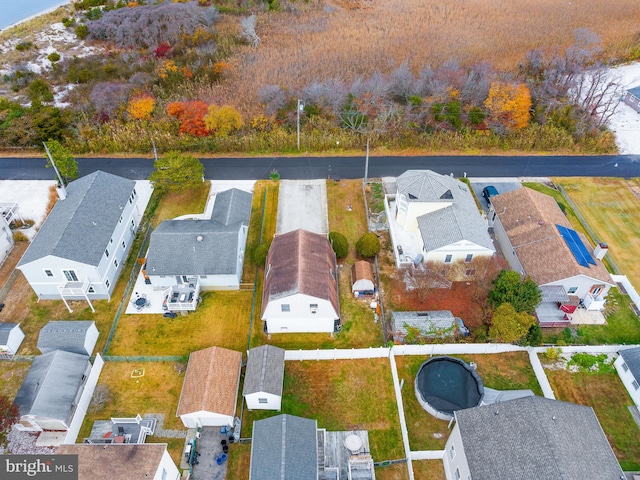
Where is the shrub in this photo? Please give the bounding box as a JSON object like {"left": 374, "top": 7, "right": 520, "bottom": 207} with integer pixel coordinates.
{"left": 328, "top": 232, "right": 348, "bottom": 259}
{"left": 13, "top": 231, "right": 29, "bottom": 242}
{"left": 127, "top": 94, "right": 155, "bottom": 121}
{"left": 47, "top": 52, "right": 61, "bottom": 63}
{"left": 75, "top": 24, "right": 89, "bottom": 39}
{"left": 355, "top": 232, "right": 380, "bottom": 258}
{"left": 253, "top": 242, "right": 270, "bottom": 265}
{"left": 204, "top": 105, "right": 244, "bottom": 137}
{"left": 542, "top": 347, "right": 562, "bottom": 362}
{"left": 62, "top": 17, "right": 76, "bottom": 28}
{"left": 167, "top": 101, "right": 209, "bottom": 137}
{"left": 15, "top": 41, "right": 34, "bottom": 51}
{"left": 28, "top": 79, "right": 54, "bottom": 103}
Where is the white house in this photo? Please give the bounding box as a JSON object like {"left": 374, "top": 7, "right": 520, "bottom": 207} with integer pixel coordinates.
{"left": 177, "top": 346, "right": 242, "bottom": 428}
{"left": 0, "top": 212, "right": 13, "bottom": 267}
{"left": 443, "top": 396, "right": 624, "bottom": 480}
{"left": 144, "top": 189, "right": 252, "bottom": 299}
{"left": 391, "top": 170, "right": 494, "bottom": 265}
{"left": 0, "top": 322, "right": 25, "bottom": 359}
{"left": 615, "top": 347, "right": 640, "bottom": 406}
{"left": 623, "top": 86, "right": 640, "bottom": 114}
{"left": 37, "top": 320, "right": 99, "bottom": 356}
{"left": 490, "top": 187, "right": 614, "bottom": 325}
{"left": 262, "top": 229, "right": 340, "bottom": 334}
{"left": 17, "top": 171, "right": 146, "bottom": 312}
{"left": 243, "top": 345, "right": 285, "bottom": 411}
{"left": 14, "top": 351, "right": 104, "bottom": 444}
{"left": 57, "top": 443, "right": 180, "bottom": 480}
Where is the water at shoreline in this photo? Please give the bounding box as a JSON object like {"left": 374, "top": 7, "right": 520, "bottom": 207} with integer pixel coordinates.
{"left": 0, "top": 0, "right": 70, "bottom": 31}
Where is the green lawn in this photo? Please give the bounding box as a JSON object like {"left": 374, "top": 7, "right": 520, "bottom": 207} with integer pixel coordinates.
{"left": 395, "top": 353, "right": 542, "bottom": 450}
{"left": 412, "top": 460, "right": 446, "bottom": 480}
{"left": 241, "top": 358, "right": 404, "bottom": 461}
{"left": 327, "top": 179, "right": 369, "bottom": 261}
{"left": 546, "top": 368, "right": 640, "bottom": 470}
{"left": 226, "top": 443, "right": 251, "bottom": 480}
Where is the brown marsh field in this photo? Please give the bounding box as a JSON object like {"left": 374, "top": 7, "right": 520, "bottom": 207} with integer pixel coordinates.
{"left": 209, "top": 0, "right": 640, "bottom": 114}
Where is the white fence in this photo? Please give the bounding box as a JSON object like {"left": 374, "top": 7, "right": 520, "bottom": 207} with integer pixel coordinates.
{"left": 284, "top": 347, "right": 389, "bottom": 361}
{"left": 64, "top": 354, "right": 104, "bottom": 444}
{"left": 392, "top": 344, "right": 527, "bottom": 356}
{"left": 389, "top": 352, "right": 413, "bottom": 480}
{"left": 410, "top": 450, "right": 445, "bottom": 461}
{"left": 611, "top": 274, "right": 640, "bottom": 308}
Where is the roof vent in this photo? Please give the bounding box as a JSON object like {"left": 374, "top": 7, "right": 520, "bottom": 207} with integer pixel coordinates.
{"left": 196, "top": 235, "right": 203, "bottom": 242}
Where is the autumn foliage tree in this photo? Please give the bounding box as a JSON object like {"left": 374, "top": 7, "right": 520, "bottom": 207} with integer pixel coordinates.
{"left": 483, "top": 82, "right": 532, "bottom": 130}
{"left": 204, "top": 105, "right": 244, "bottom": 137}
{"left": 167, "top": 101, "right": 209, "bottom": 136}
{"left": 127, "top": 94, "right": 155, "bottom": 121}
{"left": 489, "top": 303, "right": 536, "bottom": 343}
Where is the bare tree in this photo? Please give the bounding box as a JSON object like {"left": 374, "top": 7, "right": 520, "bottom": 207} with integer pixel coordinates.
{"left": 89, "top": 384, "right": 111, "bottom": 414}
{"left": 240, "top": 15, "right": 260, "bottom": 47}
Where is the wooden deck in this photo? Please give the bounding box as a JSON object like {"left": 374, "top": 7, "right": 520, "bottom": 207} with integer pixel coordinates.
{"left": 318, "top": 429, "right": 375, "bottom": 480}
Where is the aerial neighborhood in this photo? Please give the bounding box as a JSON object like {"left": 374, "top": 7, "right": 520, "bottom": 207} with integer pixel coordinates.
{"left": 2, "top": 1, "right": 640, "bottom": 480}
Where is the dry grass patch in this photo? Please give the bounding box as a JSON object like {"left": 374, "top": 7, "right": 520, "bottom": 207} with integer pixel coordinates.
{"left": 546, "top": 369, "right": 640, "bottom": 470}
{"left": 242, "top": 181, "right": 279, "bottom": 282}
{"left": 376, "top": 463, "right": 411, "bottom": 480}
{"left": 0, "top": 242, "right": 27, "bottom": 289}
{"left": 242, "top": 358, "right": 403, "bottom": 460}
{"left": 412, "top": 460, "right": 446, "bottom": 480}
{"left": 226, "top": 442, "right": 251, "bottom": 480}
{"left": 0, "top": 361, "right": 31, "bottom": 399}
{"left": 151, "top": 182, "right": 211, "bottom": 226}
{"left": 109, "top": 290, "right": 252, "bottom": 356}
{"left": 554, "top": 177, "right": 640, "bottom": 291}
{"left": 209, "top": 0, "right": 640, "bottom": 115}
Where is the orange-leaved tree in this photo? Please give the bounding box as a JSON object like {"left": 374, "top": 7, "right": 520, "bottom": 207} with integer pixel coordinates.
{"left": 166, "top": 100, "right": 209, "bottom": 137}
{"left": 483, "top": 82, "right": 532, "bottom": 130}
{"left": 127, "top": 94, "right": 155, "bottom": 121}
{"left": 204, "top": 105, "right": 244, "bottom": 137}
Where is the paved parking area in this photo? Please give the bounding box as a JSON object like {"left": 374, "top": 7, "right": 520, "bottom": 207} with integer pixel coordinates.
{"left": 469, "top": 177, "right": 524, "bottom": 211}
{"left": 182, "top": 427, "right": 232, "bottom": 480}
{"left": 276, "top": 179, "right": 328, "bottom": 235}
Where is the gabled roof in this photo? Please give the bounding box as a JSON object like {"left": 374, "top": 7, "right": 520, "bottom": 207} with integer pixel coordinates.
{"left": 262, "top": 229, "right": 338, "bottom": 315}
{"left": 56, "top": 444, "right": 168, "bottom": 480}
{"left": 177, "top": 346, "right": 242, "bottom": 417}
{"left": 352, "top": 260, "right": 374, "bottom": 283}
{"left": 454, "top": 396, "right": 624, "bottom": 480}
{"left": 250, "top": 414, "right": 318, "bottom": 480}
{"left": 18, "top": 171, "right": 135, "bottom": 267}
{"left": 0, "top": 322, "right": 20, "bottom": 344}
{"left": 14, "top": 350, "right": 90, "bottom": 423}
{"left": 145, "top": 188, "right": 251, "bottom": 276}
{"left": 620, "top": 346, "right": 640, "bottom": 380}
{"left": 243, "top": 345, "right": 285, "bottom": 396}
{"left": 397, "top": 170, "right": 494, "bottom": 252}
{"left": 628, "top": 86, "right": 640, "bottom": 98}
{"left": 392, "top": 310, "right": 456, "bottom": 336}
{"left": 37, "top": 320, "right": 97, "bottom": 355}
{"left": 490, "top": 188, "right": 612, "bottom": 286}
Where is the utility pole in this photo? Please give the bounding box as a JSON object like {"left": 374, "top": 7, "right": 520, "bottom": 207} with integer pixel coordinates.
{"left": 297, "top": 99, "right": 304, "bottom": 150}
{"left": 363, "top": 137, "right": 370, "bottom": 187}
{"left": 43, "top": 142, "right": 65, "bottom": 188}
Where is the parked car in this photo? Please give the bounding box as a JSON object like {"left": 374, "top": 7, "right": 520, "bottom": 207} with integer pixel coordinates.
{"left": 482, "top": 185, "right": 499, "bottom": 204}
{"left": 455, "top": 317, "right": 470, "bottom": 336}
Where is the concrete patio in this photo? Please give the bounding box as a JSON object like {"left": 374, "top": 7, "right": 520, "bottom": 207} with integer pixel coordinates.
{"left": 181, "top": 427, "right": 233, "bottom": 480}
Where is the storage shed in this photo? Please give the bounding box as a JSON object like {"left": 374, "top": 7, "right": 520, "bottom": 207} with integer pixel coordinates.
{"left": 37, "top": 320, "right": 99, "bottom": 356}
{"left": 0, "top": 323, "right": 25, "bottom": 359}
{"left": 243, "top": 345, "right": 285, "bottom": 411}
{"left": 351, "top": 260, "right": 375, "bottom": 296}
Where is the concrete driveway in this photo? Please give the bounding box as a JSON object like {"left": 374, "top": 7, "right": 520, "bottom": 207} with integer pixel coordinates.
{"left": 276, "top": 179, "right": 328, "bottom": 235}
{"left": 470, "top": 177, "right": 523, "bottom": 211}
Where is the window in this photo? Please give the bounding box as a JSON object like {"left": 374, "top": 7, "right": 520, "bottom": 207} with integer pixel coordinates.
{"left": 44, "top": 269, "right": 53, "bottom": 277}
{"left": 258, "top": 398, "right": 268, "bottom": 404}
{"left": 444, "top": 254, "right": 453, "bottom": 264}
{"left": 622, "top": 362, "right": 629, "bottom": 372}
{"left": 310, "top": 303, "right": 318, "bottom": 313}
{"left": 161, "top": 469, "right": 167, "bottom": 480}
{"left": 281, "top": 304, "right": 290, "bottom": 312}
{"left": 105, "top": 279, "right": 110, "bottom": 288}
{"left": 131, "top": 219, "right": 135, "bottom": 228}
{"left": 200, "top": 275, "right": 208, "bottom": 279}
{"left": 119, "top": 215, "right": 122, "bottom": 224}
{"left": 567, "top": 286, "right": 578, "bottom": 294}
{"left": 633, "top": 380, "right": 639, "bottom": 391}
{"left": 454, "top": 468, "right": 461, "bottom": 480}
{"left": 465, "top": 269, "right": 476, "bottom": 277}
{"left": 105, "top": 249, "right": 110, "bottom": 258}
{"left": 63, "top": 270, "right": 78, "bottom": 282}
{"left": 110, "top": 238, "right": 113, "bottom": 244}
{"left": 114, "top": 259, "right": 118, "bottom": 268}
{"left": 464, "top": 254, "right": 473, "bottom": 263}
{"left": 88, "top": 286, "right": 95, "bottom": 293}
{"left": 122, "top": 241, "right": 126, "bottom": 249}
{"left": 449, "top": 445, "right": 456, "bottom": 460}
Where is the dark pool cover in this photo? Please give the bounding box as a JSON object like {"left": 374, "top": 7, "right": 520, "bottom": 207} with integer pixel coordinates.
{"left": 416, "top": 356, "right": 484, "bottom": 415}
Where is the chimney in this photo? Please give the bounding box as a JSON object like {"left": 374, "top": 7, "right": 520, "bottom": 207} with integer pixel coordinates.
{"left": 594, "top": 243, "right": 608, "bottom": 260}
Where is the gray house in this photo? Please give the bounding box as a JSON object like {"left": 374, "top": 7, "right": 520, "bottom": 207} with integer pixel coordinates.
{"left": 443, "top": 396, "right": 624, "bottom": 480}
{"left": 391, "top": 310, "right": 457, "bottom": 342}
{"left": 243, "top": 345, "right": 285, "bottom": 411}
{"left": 250, "top": 414, "right": 318, "bottom": 480}
{"left": 17, "top": 171, "right": 144, "bottom": 311}
{"left": 145, "top": 188, "right": 252, "bottom": 295}
{"left": 37, "top": 320, "right": 99, "bottom": 356}
{"left": 14, "top": 350, "right": 94, "bottom": 434}
{"left": 615, "top": 346, "right": 640, "bottom": 407}
{"left": 0, "top": 322, "right": 25, "bottom": 359}
{"left": 623, "top": 86, "right": 640, "bottom": 114}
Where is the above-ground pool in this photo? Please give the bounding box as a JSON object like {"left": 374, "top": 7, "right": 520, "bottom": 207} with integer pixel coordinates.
{"left": 415, "top": 356, "right": 484, "bottom": 420}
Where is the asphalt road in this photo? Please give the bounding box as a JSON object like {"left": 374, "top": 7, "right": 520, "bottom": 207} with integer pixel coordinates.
{"left": 1, "top": 154, "right": 639, "bottom": 181}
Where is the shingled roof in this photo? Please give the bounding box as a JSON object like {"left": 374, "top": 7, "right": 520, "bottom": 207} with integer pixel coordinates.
{"left": 177, "top": 346, "right": 242, "bottom": 417}
{"left": 250, "top": 414, "right": 318, "bottom": 480}
{"left": 0, "top": 322, "right": 20, "bottom": 345}
{"left": 490, "top": 188, "right": 612, "bottom": 286}
{"left": 243, "top": 345, "right": 285, "bottom": 396}
{"left": 37, "top": 320, "right": 97, "bottom": 355}
{"left": 56, "top": 444, "right": 168, "bottom": 480}
{"left": 620, "top": 346, "right": 640, "bottom": 380}
{"left": 14, "top": 350, "right": 90, "bottom": 424}
{"left": 454, "top": 396, "right": 624, "bottom": 480}
{"left": 397, "top": 170, "right": 494, "bottom": 252}
{"left": 145, "top": 188, "right": 251, "bottom": 276}
{"left": 262, "top": 229, "right": 339, "bottom": 316}
{"left": 18, "top": 171, "right": 135, "bottom": 267}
